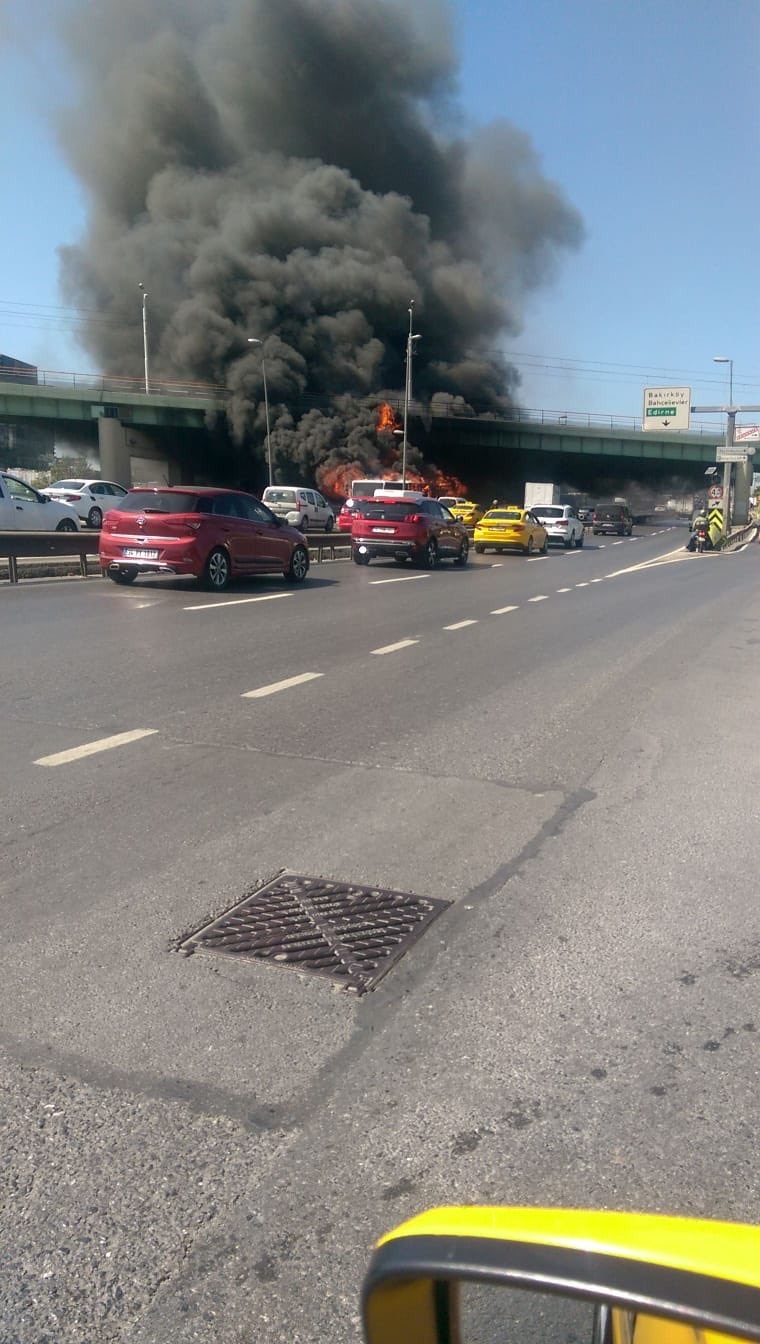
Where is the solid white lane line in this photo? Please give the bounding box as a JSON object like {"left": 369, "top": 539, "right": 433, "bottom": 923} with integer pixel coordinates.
{"left": 444, "top": 619, "right": 478, "bottom": 630}
{"left": 491, "top": 604, "right": 519, "bottom": 615}
{"left": 556, "top": 587, "right": 572, "bottom": 593}
{"left": 243, "top": 672, "right": 324, "bottom": 698}
{"left": 528, "top": 595, "right": 549, "bottom": 603}
{"left": 371, "top": 639, "right": 419, "bottom": 655}
{"left": 576, "top": 582, "right": 590, "bottom": 588}
{"left": 369, "top": 575, "right": 430, "bottom": 586}
{"left": 35, "top": 729, "right": 158, "bottom": 768}
{"left": 185, "top": 593, "right": 293, "bottom": 612}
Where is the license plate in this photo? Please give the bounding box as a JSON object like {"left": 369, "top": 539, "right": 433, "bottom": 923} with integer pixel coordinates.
{"left": 372, "top": 527, "right": 395, "bottom": 534}
{"left": 124, "top": 548, "right": 159, "bottom": 559}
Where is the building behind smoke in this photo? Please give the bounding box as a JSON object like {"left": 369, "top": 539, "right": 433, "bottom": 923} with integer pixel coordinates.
{"left": 0, "top": 354, "right": 38, "bottom": 385}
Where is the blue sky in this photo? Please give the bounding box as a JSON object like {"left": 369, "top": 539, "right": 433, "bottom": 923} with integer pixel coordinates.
{"left": 2, "top": 0, "right": 759, "bottom": 425}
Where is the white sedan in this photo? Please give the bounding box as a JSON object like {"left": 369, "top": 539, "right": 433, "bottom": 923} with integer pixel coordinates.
{"left": 0, "top": 472, "right": 80, "bottom": 530}
{"left": 532, "top": 504, "right": 585, "bottom": 548}
{"left": 42, "top": 478, "right": 129, "bottom": 529}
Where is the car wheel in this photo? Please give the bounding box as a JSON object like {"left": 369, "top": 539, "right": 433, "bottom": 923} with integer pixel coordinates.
{"left": 325, "top": 515, "right": 335, "bottom": 533}
{"left": 353, "top": 549, "right": 371, "bottom": 565}
{"left": 540, "top": 536, "right": 548, "bottom": 554}
{"left": 87, "top": 506, "right": 103, "bottom": 529}
{"left": 577, "top": 532, "right": 584, "bottom": 548}
{"left": 627, "top": 526, "right": 633, "bottom": 536}
{"left": 420, "top": 537, "right": 438, "bottom": 568}
{"left": 474, "top": 544, "right": 485, "bottom": 554}
{"left": 454, "top": 536, "right": 469, "bottom": 566}
{"left": 108, "top": 567, "right": 137, "bottom": 585}
{"left": 285, "top": 544, "right": 309, "bottom": 582}
{"left": 524, "top": 536, "right": 535, "bottom": 556}
{"left": 299, "top": 516, "right": 309, "bottom": 532}
{"left": 55, "top": 518, "right": 77, "bottom": 532}
{"left": 565, "top": 534, "right": 575, "bottom": 549}
{"left": 203, "top": 546, "right": 231, "bottom": 591}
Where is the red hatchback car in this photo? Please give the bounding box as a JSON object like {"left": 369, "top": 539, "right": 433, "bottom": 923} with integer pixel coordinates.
{"left": 99, "top": 487, "right": 310, "bottom": 590}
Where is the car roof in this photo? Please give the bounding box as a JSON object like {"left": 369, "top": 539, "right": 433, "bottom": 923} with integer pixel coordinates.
{"left": 126, "top": 485, "right": 234, "bottom": 495}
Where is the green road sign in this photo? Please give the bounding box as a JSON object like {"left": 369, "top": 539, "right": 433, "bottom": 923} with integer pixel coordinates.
{"left": 646, "top": 407, "right": 676, "bottom": 418}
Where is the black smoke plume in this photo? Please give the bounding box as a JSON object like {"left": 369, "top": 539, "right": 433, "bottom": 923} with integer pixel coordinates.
{"left": 58, "top": 0, "right": 583, "bottom": 490}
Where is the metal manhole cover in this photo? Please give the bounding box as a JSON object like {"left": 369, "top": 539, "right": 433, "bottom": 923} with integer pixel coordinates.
{"left": 179, "top": 872, "right": 450, "bottom": 994}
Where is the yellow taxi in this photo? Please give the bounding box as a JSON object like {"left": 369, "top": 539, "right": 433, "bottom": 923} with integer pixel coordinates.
{"left": 474, "top": 505, "right": 547, "bottom": 555}
{"left": 438, "top": 496, "right": 484, "bottom": 526}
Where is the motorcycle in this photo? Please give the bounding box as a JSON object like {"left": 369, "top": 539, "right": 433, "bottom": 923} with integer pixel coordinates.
{"left": 688, "top": 521, "right": 711, "bottom": 553}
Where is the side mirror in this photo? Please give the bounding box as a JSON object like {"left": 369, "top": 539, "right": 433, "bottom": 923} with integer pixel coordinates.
{"left": 362, "top": 1207, "right": 760, "bottom": 1344}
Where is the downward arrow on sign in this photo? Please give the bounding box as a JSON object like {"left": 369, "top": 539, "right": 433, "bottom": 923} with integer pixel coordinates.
{"left": 662, "top": 419, "right": 671, "bottom": 426}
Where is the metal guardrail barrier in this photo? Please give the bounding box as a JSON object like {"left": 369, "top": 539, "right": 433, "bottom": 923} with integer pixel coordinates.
{"left": 0, "top": 530, "right": 100, "bottom": 583}
{"left": 723, "top": 522, "right": 758, "bottom": 551}
{"left": 0, "top": 530, "right": 352, "bottom": 584}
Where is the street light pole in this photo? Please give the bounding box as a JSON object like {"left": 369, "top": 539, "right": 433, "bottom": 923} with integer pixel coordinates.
{"left": 401, "top": 302, "right": 421, "bottom": 488}
{"left": 248, "top": 337, "right": 272, "bottom": 487}
{"left": 139, "top": 283, "right": 150, "bottom": 394}
{"left": 713, "top": 356, "right": 734, "bottom": 535}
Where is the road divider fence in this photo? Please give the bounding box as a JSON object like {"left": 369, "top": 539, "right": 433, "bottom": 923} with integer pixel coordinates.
{"left": 0, "top": 529, "right": 353, "bottom": 584}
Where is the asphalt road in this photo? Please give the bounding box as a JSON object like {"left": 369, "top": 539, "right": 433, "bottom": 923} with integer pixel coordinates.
{"left": 1, "top": 524, "right": 759, "bottom": 1344}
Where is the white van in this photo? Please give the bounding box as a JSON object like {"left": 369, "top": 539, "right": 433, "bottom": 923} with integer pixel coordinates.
{"left": 261, "top": 487, "right": 335, "bottom": 532}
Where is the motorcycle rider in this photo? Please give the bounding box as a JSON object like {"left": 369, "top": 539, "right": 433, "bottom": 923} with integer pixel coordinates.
{"left": 688, "top": 507, "right": 711, "bottom": 551}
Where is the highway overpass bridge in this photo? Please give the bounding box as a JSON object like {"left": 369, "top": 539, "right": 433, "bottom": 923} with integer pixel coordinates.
{"left": 0, "top": 368, "right": 739, "bottom": 508}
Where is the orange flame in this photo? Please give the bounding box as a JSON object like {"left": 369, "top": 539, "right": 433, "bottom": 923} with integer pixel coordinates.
{"left": 316, "top": 459, "right": 468, "bottom": 502}
{"left": 376, "top": 402, "right": 400, "bottom": 433}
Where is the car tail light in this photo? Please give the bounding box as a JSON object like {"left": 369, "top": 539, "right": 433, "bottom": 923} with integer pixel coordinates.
{"left": 407, "top": 513, "right": 422, "bottom": 523}
{"left": 64, "top": 493, "right": 82, "bottom": 501}
{"left": 187, "top": 520, "right": 203, "bottom": 530}
{"left": 353, "top": 510, "right": 364, "bottom": 520}
{"left": 555, "top": 520, "right": 568, "bottom": 527}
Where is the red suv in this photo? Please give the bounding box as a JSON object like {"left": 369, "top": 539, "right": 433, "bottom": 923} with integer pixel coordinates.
{"left": 99, "top": 487, "right": 310, "bottom": 590}
{"left": 351, "top": 493, "right": 469, "bottom": 567}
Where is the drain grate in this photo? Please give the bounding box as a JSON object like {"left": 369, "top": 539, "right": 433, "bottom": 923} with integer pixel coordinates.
{"left": 179, "top": 871, "right": 450, "bottom": 994}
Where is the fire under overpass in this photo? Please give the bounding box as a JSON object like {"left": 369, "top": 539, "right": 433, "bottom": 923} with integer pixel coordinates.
{"left": 0, "top": 370, "right": 738, "bottom": 507}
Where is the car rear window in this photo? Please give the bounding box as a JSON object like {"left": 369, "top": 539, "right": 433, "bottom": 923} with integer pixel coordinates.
{"left": 487, "top": 510, "right": 522, "bottom": 521}
{"left": 358, "top": 501, "right": 421, "bottom": 520}
{"left": 595, "top": 505, "right": 624, "bottom": 518}
{"left": 50, "top": 480, "right": 86, "bottom": 490}
{"left": 535, "top": 506, "right": 563, "bottom": 517}
{"left": 119, "top": 491, "right": 202, "bottom": 513}
{"left": 264, "top": 489, "right": 297, "bottom": 504}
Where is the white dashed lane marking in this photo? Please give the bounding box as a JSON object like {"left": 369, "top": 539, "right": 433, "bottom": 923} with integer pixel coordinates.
{"left": 35, "top": 729, "right": 158, "bottom": 768}
{"left": 371, "top": 639, "right": 419, "bottom": 655}
{"left": 556, "top": 588, "right": 572, "bottom": 593}
{"left": 590, "top": 578, "right": 604, "bottom": 583}
{"left": 242, "top": 672, "right": 324, "bottom": 698}
{"left": 185, "top": 593, "right": 294, "bottom": 612}
{"left": 576, "top": 582, "right": 590, "bottom": 588}
{"left": 528, "top": 595, "right": 549, "bottom": 603}
{"left": 369, "top": 575, "right": 431, "bottom": 586}
{"left": 491, "top": 605, "right": 519, "bottom": 615}
{"left": 444, "top": 619, "right": 478, "bottom": 630}
{"left": 490, "top": 563, "right": 503, "bottom": 568}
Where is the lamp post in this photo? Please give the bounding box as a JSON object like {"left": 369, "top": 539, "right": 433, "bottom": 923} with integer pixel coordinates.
{"left": 248, "top": 337, "right": 272, "bottom": 487}
{"left": 401, "top": 302, "right": 421, "bottom": 488}
{"left": 138, "top": 282, "right": 150, "bottom": 394}
{"left": 713, "top": 356, "right": 735, "bottom": 534}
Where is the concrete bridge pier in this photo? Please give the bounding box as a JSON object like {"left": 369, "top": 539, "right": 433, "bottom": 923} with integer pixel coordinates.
{"left": 97, "top": 416, "right": 181, "bottom": 486}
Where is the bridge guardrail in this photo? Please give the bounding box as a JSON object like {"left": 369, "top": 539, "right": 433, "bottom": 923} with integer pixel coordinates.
{"left": 0, "top": 531, "right": 352, "bottom": 585}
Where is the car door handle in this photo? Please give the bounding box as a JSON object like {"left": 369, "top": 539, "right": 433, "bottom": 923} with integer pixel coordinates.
{"left": 15, "top": 505, "right": 23, "bottom": 510}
